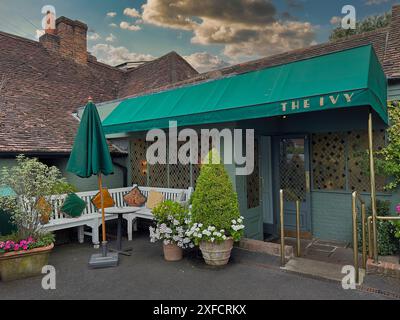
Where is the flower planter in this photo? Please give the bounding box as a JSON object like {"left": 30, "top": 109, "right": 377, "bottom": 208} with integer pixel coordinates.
{"left": 163, "top": 244, "right": 183, "bottom": 262}
{"left": 0, "top": 244, "right": 54, "bottom": 282}
{"left": 199, "top": 238, "right": 234, "bottom": 266}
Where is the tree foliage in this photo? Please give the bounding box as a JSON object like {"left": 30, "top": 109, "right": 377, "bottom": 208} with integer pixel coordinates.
{"left": 0, "top": 155, "right": 76, "bottom": 239}
{"left": 330, "top": 12, "right": 391, "bottom": 41}
{"left": 376, "top": 101, "right": 400, "bottom": 191}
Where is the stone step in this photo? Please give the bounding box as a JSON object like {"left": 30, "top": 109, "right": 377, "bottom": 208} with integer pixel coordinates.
{"left": 284, "top": 257, "right": 365, "bottom": 284}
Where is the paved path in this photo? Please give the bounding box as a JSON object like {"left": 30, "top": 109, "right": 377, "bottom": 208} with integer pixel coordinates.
{"left": 0, "top": 235, "right": 396, "bottom": 300}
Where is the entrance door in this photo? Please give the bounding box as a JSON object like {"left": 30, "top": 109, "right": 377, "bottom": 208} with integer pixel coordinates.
{"left": 273, "top": 136, "right": 311, "bottom": 236}
{"left": 243, "top": 137, "right": 264, "bottom": 240}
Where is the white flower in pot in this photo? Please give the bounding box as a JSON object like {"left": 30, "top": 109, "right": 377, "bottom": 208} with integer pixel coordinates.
{"left": 149, "top": 200, "right": 193, "bottom": 262}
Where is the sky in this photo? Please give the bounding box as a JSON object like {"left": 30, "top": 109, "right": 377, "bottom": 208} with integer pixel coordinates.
{"left": 0, "top": 0, "right": 397, "bottom": 72}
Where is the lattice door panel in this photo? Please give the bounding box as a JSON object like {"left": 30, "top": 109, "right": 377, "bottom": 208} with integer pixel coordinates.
{"left": 247, "top": 139, "right": 260, "bottom": 209}
{"left": 130, "top": 138, "right": 147, "bottom": 186}
{"left": 279, "top": 138, "right": 306, "bottom": 202}
{"left": 312, "top": 133, "right": 346, "bottom": 191}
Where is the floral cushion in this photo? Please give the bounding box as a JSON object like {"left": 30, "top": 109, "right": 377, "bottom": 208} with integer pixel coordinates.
{"left": 146, "top": 190, "right": 164, "bottom": 209}
{"left": 91, "top": 189, "right": 115, "bottom": 210}
{"left": 123, "top": 187, "right": 146, "bottom": 207}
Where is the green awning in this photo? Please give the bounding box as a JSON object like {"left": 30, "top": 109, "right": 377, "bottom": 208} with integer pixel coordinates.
{"left": 103, "top": 45, "right": 388, "bottom": 134}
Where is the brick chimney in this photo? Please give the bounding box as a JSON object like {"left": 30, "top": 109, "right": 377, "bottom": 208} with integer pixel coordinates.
{"left": 56, "top": 17, "right": 88, "bottom": 64}
{"left": 385, "top": 4, "right": 400, "bottom": 78}
{"left": 39, "top": 16, "right": 88, "bottom": 65}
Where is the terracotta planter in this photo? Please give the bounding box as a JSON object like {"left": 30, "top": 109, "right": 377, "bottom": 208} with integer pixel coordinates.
{"left": 199, "top": 238, "right": 234, "bottom": 266}
{"left": 0, "top": 244, "right": 54, "bottom": 282}
{"left": 163, "top": 244, "right": 183, "bottom": 262}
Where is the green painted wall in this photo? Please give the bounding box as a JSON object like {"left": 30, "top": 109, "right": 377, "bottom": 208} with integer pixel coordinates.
{"left": 58, "top": 158, "right": 127, "bottom": 192}
{"left": 311, "top": 190, "right": 396, "bottom": 243}
{"left": 388, "top": 83, "right": 400, "bottom": 101}
{"left": 0, "top": 158, "right": 17, "bottom": 170}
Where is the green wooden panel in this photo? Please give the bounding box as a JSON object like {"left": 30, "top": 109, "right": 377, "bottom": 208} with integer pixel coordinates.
{"left": 236, "top": 175, "right": 263, "bottom": 240}
{"left": 311, "top": 190, "right": 395, "bottom": 242}
{"left": 388, "top": 83, "right": 400, "bottom": 101}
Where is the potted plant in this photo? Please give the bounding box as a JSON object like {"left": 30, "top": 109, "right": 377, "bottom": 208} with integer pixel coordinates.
{"left": 187, "top": 150, "right": 245, "bottom": 266}
{"left": 149, "top": 200, "right": 193, "bottom": 261}
{"left": 0, "top": 155, "right": 75, "bottom": 281}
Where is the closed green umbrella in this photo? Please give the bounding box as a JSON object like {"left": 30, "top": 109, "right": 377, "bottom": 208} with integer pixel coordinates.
{"left": 67, "top": 97, "right": 117, "bottom": 267}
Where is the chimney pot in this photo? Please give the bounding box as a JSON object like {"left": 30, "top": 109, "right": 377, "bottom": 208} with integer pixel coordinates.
{"left": 39, "top": 32, "right": 60, "bottom": 52}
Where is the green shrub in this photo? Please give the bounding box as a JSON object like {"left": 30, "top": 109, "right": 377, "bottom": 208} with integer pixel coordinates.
{"left": 358, "top": 200, "right": 397, "bottom": 256}
{"left": 191, "top": 150, "right": 241, "bottom": 234}
{"left": 30, "top": 233, "right": 55, "bottom": 249}
{"left": 51, "top": 181, "right": 78, "bottom": 195}
{"left": 392, "top": 220, "right": 400, "bottom": 239}
{"left": 152, "top": 200, "right": 187, "bottom": 224}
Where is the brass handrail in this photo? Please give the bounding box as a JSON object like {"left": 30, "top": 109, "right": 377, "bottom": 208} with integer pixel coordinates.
{"left": 376, "top": 216, "right": 400, "bottom": 221}
{"left": 296, "top": 200, "right": 301, "bottom": 257}
{"left": 280, "top": 189, "right": 285, "bottom": 266}
{"left": 352, "top": 191, "right": 368, "bottom": 284}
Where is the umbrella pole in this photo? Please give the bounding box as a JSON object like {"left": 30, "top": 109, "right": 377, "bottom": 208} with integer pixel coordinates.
{"left": 88, "top": 173, "right": 118, "bottom": 268}
{"left": 98, "top": 173, "right": 107, "bottom": 257}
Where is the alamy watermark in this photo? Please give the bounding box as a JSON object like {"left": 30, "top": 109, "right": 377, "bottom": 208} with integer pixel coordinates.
{"left": 341, "top": 5, "right": 357, "bottom": 30}
{"left": 341, "top": 265, "right": 357, "bottom": 290}
{"left": 41, "top": 265, "right": 56, "bottom": 290}
{"left": 41, "top": 5, "right": 56, "bottom": 31}
{"left": 146, "top": 122, "right": 255, "bottom": 176}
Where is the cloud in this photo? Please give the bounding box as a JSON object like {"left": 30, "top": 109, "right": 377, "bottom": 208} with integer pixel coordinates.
{"left": 221, "top": 21, "right": 315, "bottom": 59}
{"left": 106, "top": 33, "right": 116, "bottom": 42}
{"left": 109, "top": 23, "right": 118, "bottom": 28}
{"left": 184, "top": 52, "right": 230, "bottom": 73}
{"left": 285, "top": 0, "right": 304, "bottom": 10}
{"left": 141, "top": 0, "right": 315, "bottom": 59}
{"left": 88, "top": 32, "right": 101, "bottom": 41}
{"left": 330, "top": 16, "right": 342, "bottom": 25}
{"left": 120, "top": 21, "right": 142, "bottom": 31}
{"left": 35, "top": 29, "right": 45, "bottom": 39}
{"left": 124, "top": 8, "right": 142, "bottom": 18}
{"left": 142, "top": 0, "right": 276, "bottom": 30}
{"left": 107, "top": 12, "right": 117, "bottom": 18}
{"left": 90, "top": 44, "right": 154, "bottom": 66}
{"left": 365, "top": 0, "right": 389, "bottom": 5}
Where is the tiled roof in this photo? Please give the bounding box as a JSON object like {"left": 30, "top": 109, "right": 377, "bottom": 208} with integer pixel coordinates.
{"left": 1, "top": 5, "right": 400, "bottom": 154}
{"left": 118, "top": 51, "right": 198, "bottom": 99}
{"left": 0, "top": 31, "right": 198, "bottom": 154}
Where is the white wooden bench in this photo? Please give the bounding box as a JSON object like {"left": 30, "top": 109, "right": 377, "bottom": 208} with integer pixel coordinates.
{"left": 42, "top": 186, "right": 193, "bottom": 247}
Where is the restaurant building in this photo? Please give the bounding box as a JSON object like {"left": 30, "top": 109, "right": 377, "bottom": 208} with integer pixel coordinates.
{"left": 98, "top": 44, "right": 392, "bottom": 243}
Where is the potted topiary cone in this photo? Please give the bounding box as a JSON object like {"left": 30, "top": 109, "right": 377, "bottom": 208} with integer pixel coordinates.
{"left": 188, "top": 149, "right": 245, "bottom": 266}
